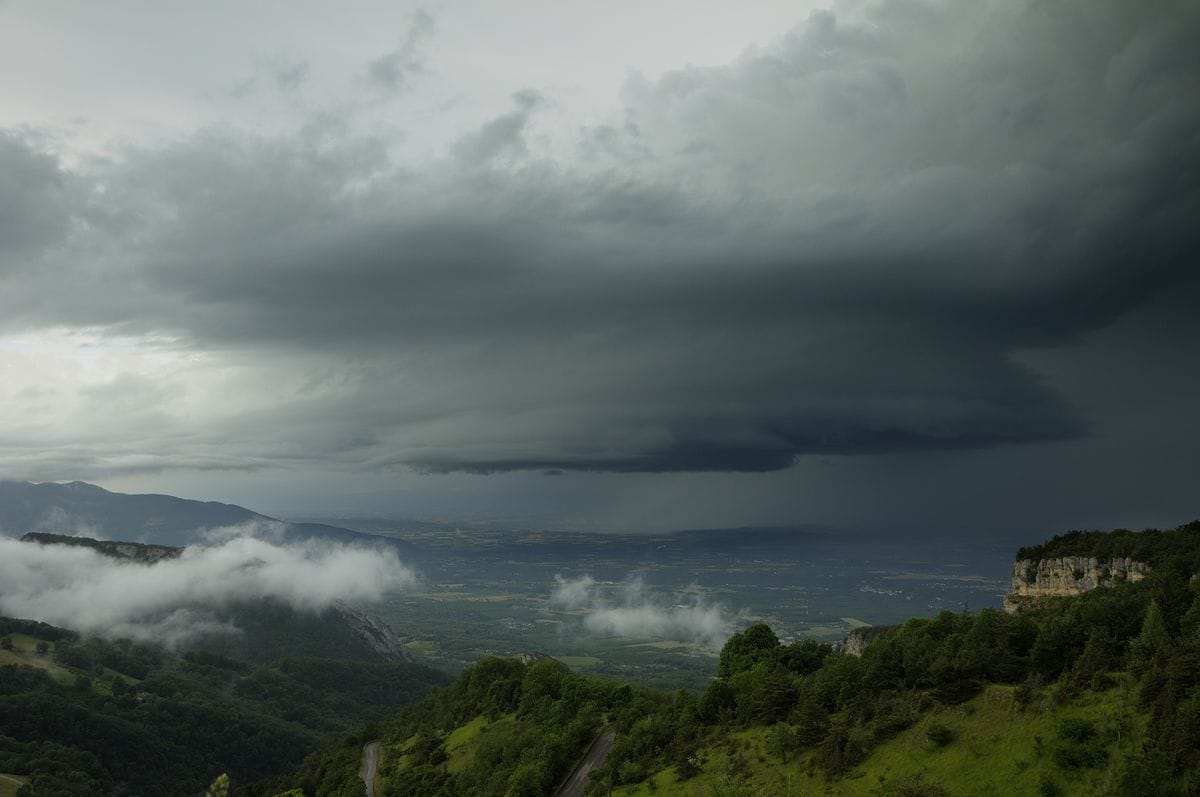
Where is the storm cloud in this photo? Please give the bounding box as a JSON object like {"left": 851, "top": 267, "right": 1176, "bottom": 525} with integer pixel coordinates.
{"left": 0, "top": 0, "right": 1197, "bottom": 485}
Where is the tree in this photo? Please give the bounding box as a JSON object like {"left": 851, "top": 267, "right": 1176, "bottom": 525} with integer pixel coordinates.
{"left": 717, "top": 624, "right": 779, "bottom": 679}
{"left": 1130, "top": 600, "right": 1170, "bottom": 676}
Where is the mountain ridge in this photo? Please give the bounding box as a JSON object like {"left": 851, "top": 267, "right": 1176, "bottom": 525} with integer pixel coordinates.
{"left": 0, "top": 479, "right": 418, "bottom": 556}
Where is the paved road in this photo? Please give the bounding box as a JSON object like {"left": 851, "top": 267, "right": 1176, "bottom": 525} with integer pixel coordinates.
{"left": 360, "top": 741, "right": 381, "bottom": 797}
{"left": 553, "top": 728, "right": 616, "bottom": 797}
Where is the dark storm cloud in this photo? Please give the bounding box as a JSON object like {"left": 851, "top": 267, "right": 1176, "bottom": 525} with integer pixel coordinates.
{"left": 2, "top": 0, "right": 1197, "bottom": 476}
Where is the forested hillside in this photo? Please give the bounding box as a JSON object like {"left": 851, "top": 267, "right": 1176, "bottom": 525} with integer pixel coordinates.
{"left": 0, "top": 618, "right": 448, "bottom": 795}
{"left": 260, "top": 521, "right": 1200, "bottom": 796}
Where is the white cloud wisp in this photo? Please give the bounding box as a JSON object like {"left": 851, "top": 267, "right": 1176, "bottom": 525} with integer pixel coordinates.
{"left": 0, "top": 534, "right": 416, "bottom": 646}
{"left": 550, "top": 574, "right": 731, "bottom": 648}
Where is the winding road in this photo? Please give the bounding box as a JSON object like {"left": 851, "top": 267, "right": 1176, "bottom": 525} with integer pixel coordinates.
{"left": 553, "top": 728, "right": 616, "bottom": 797}
{"left": 359, "top": 741, "right": 380, "bottom": 797}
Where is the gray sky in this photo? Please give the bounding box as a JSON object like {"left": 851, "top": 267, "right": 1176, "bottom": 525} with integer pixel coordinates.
{"left": 1, "top": 0, "right": 1197, "bottom": 534}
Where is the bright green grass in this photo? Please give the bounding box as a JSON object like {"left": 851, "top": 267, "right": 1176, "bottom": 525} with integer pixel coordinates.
{"left": 615, "top": 680, "right": 1146, "bottom": 796}
{"left": 445, "top": 715, "right": 491, "bottom": 774}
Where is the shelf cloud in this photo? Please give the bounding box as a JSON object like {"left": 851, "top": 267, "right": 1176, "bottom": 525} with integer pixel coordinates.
{"left": 0, "top": 0, "right": 1196, "bottom": 529}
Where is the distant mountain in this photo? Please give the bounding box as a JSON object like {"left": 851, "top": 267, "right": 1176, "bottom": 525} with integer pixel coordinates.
{"left": 0, "top": 479, "right": 417, "bottom": 555}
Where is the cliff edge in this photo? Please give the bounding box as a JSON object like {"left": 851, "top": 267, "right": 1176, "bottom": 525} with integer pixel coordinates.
{"left": 1003, "top": 555, "right": 1149, "bottom": 612}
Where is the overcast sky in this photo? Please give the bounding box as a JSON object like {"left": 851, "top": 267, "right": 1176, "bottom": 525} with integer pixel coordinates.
{"left": 1, "top": 0, "right": 1197, "bottom": 535}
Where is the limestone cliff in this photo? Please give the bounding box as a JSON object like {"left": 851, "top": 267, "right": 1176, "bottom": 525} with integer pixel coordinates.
{"left": 1002, "top": 556, "right": 1149, "bottom": 612}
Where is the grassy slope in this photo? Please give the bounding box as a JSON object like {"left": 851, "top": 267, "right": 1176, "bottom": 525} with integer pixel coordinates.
{"left": 443, "top": 715, "right": 492, "bottom": 774}
{"left": 615, "top": 681, "right": 1145, "bottom": 796}
{"left": 0, "top": 634, "right": 75, "bottom": 684}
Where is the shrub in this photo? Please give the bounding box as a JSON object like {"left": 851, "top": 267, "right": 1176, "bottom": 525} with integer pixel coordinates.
{"left": 925, "top": 722, "right": 956, "bottom": 747}
{"left": 1053, "top": 717, "right": 1107, "bottom": 770}
{"left": 1038, "top": 774, "right": 1065, "bottom": 797}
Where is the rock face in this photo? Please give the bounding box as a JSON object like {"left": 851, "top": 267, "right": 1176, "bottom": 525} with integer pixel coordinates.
{"left": 1003, "top": 556, "right": 1149, "bottom": 612}
{"left": 332, "top": 601, "right": 415, "bottom": 662}
{"left": 840, "top": 625, "right": 895, "bottom": 657}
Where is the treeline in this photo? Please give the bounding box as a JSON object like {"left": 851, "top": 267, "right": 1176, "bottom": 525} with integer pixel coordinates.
{"left": 0, "top": 621, "right": 448, "bottom": 795}
{"left": 1016, "top": 520, "right": 1200, "bottom": 569}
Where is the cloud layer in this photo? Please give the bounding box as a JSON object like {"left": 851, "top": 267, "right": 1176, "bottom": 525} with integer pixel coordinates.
{"left": 0, "top": 535, "right": 416, "bottom": 646}
{"left": 551, "top": 574, "right": 730, "bottom": 647}
{"left": 0, "top": 0, "right": 1197, "bottom": 481}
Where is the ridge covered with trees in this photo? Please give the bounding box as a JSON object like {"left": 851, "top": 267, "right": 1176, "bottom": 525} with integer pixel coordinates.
{"left": 0, "top": 618, "right": 448, "bottom": 795}
{"left": 1016, "top": 520, "right": 1200, "bottom": 569}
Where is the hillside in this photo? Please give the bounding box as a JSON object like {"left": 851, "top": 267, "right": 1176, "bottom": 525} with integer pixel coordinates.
{"left": 0, "top": 480, "right": 417, "bottom": 555}
{"left": 257, "top": 521, "right": 1200, "bottom": 796}
{"left": 0, "top": 616, "right": 449, "bottom": 795}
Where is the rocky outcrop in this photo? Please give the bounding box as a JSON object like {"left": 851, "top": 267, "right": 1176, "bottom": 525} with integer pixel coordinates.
{"left": 20, "top": 531, "right": 181, "bottom": 563}
{"left": 840, "top": 625, "right": 895, "bottom": 657}
{"left": 332, "top": 601, "right": 415, "bottom": 662}
{"left": 1003, "top": 556, "right": 1149, "bottom": 612}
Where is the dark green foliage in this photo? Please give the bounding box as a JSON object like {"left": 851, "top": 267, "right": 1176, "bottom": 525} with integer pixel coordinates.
{"left": 790, "top": 691, "right": 830, "bottom": 746}
{"left": 778, "top": 639, "right": 833, "bottom": 676}
{"left": 729, "top": 662, "right": 796, "bottom": 724}
{"left": 0, "top": 620, "right": 446, "bottom": 796}
{"left": 1130, "top": 600, "right": 1170, "bottom": 676}
{"left": 813, "top": 716, "right": 867, "bottom": 775}
{"left": 717, "top": 624, "right": 780, "bottom": 679}
{"left": 1016, "top": 521, "right": 1200, "bottom": 571}
{"left": 1052, "top": 717, "right": 1107, "bottom": 770}
{"left": 1038, "top": 774, "right": 1066, "bottom": 797}
{"left": 0, "top": 617, "right": 75, "bottom": 643}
